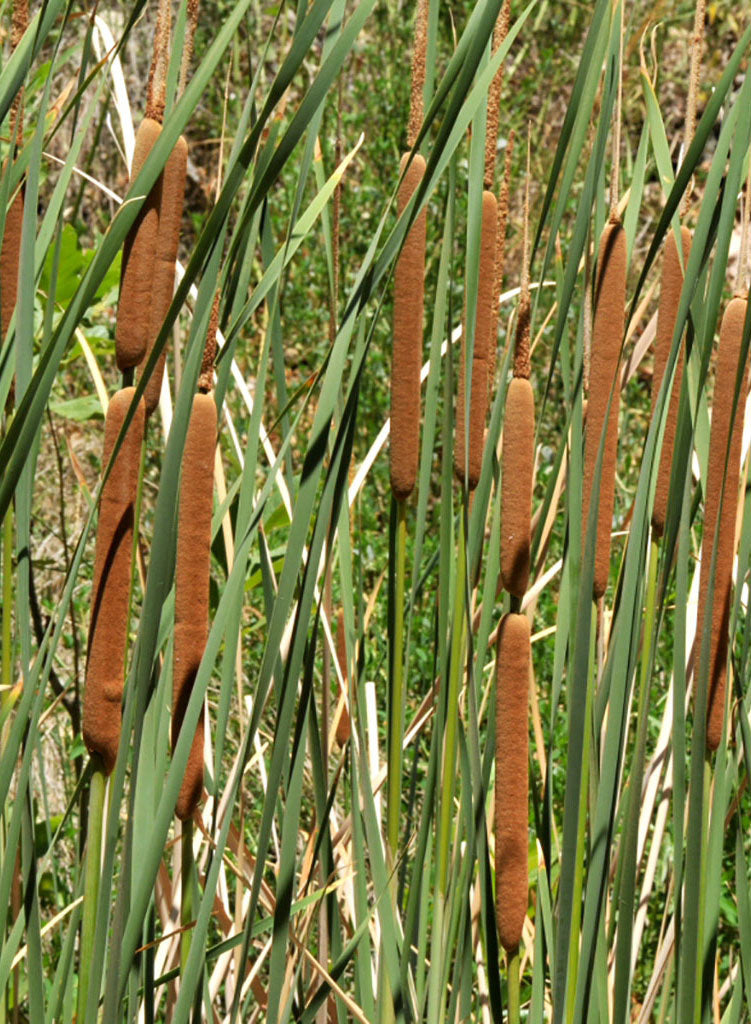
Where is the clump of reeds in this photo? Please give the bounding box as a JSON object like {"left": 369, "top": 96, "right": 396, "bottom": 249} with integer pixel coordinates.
{"left": 172, "top": 297, "right": 219, "bottom": 818}
{"left": 495, "top": 612, "right": 530, "bottom": 953}
{"left": 697, "top": 295, "right": 748, "bottom": 751}
{"left": 82, "top": 388, "right": 145, "bottom": 773}
{"left": 582, "top": 218, "right": 627, "bottom": 598}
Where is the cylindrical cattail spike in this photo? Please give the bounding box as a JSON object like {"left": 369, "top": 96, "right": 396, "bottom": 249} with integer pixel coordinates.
{"left": 455, "top": 189, "right": 498, "bottom": 490}
{"left": 173, "top": 392, "right": 216, "bottom": 819}
{"left": 116, "top": 118, "right": 163, "bottom": 371}
{"left": 651, "top": 226, "right": 692, "bottom": 536}
{"left": 495, "top": 612, "right": 530, "bottom": 953}
{"left": 1, "top": 188, "right": 23, "bottom": 339}
{"left": 142, "top": 135, "right": 188, "bottom": 415}
{"left": 501, "top": 377, "right": 535, "bottom": 597}
{"left": 390, "top": 153, "right": 426, "bottom": 502}
{"left": 697, "top": 296, "right": 748, "bottom": 752}
{"left": 583, "top": 221, "right": 627, "bottom": 599}
{"left": 83, "top": 388, "right": 145, "bottom": 775}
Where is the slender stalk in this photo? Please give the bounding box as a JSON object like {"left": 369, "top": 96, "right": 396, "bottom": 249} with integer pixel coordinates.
{"left": 2, "top": 508, "right": 12, "bottom": 712}
{"left": 427, "top": 509, "right": 467, "bottom": 1024}
{"left": 387, "top": 498, "right": 408, "bottom": 858}
{"left": 565, "top": 600, "right": 596, "bottom": 1023}
{"left": 507, "top": 946, "right": 521, "bottom": 1024}
{"left": 77, "top": 762, "right": 106, "bottom": 1023}
{"left": 181, "top": 818, "right": 194, "bottom": 973}
{"left": 381, "top": 498, "right": 408, "bottom": 1024}
{"left": 613, "top": 537, "right": 660, "bottom": 1015}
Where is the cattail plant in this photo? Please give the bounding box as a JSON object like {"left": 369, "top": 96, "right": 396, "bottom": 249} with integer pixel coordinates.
{"left": 650, "top": 0, "right": 703, "bottom": 536}
{"left": 454, "top": 4, "right": 509, "bottom": 491}
{"left": 696, "top": 295, "right": 748, "bottom": 751}
{"left": 582, "top": 218, "right": 627, "bottom": 598}
{"left": 114, "top": 0, "right": 171, "bottom": 372}
{"left": 387, "top": 0, "right": 428, "bottom": 860}
{"left": 141, "top": 0, "right": 196, "bottom": 415}
{"left": 389, "top": 0, "right": 428, "bottom": 504}
{"left": 82, "top": 388, "right": 145, "bottom": 773}
{"left": 501, "top": 142, "right": 534, "bottom": 598}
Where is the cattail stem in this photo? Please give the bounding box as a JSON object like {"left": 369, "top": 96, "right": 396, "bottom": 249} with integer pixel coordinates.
{"left": 76, "top": 761, "right": 106, "bottom": 1024}
{"left": 612, "top": 537, "right": 659, "bottom": 1015}
{"left": 564, "top": 600, "right": 596, "bottom": 1020}
{"left": 387, "top": 498, "right": 408, "bottom": 858}
{"left": 507, "top": 947, "right": 521, "bottom": 1024}
{"left": 180, "top": 819, "right": 194, "bottom": 973}
{"left": 1, "top": 508, "right": 11, "bottom": 715}
{"left": 426, "top": 512, "right": 467, "bottom": 1023}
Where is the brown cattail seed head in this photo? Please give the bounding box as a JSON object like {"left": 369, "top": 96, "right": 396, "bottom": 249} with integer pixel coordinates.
{"left": 173, "top": 392, "right": 217, "bottom": 819}
{"left": 651, "top": 226, "right": 692, "bottom": 536}
{"left": 501, "top": 377, "right": 535, "bottom": 597}
{"left": 583, "top": 221, "right": 627, "bottom": 599}
{"left": 83, "top": 388, "right": 145, "bottom": 775}
{"left": 455, "top": 189, "right": 498, "bottom": 489}
{"left": 141, "top": 135, "right": 188, "bottom": 416}
{"left": 390, "top": 153, "right": 427, "bottom": 501}
{"left": 495, "top": 612, "right": 530, "bottom": 953}
{"left": 697, "top": 296, "right": 748, "bottom": 752}
{"left": 116, "top": 118, "right": 163, "bottom": 371}
{"left": 1, "top": 187, "right": 23, "bottom": 339}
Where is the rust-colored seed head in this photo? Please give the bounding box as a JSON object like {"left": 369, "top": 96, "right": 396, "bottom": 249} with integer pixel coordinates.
{"left": 83, "top": 388, "right": 145, "bottom": 775}
{"left": 1, "top": 187, "right": 23, "bottom": 338}
{"left": 495, "top": 612, "right": 530, "bottom": 953}
{"left": 116, "top": 118, "right": 163, "bottom": 371}
{"left": 455, "top": 189, "right": 498, "bottom": 489}
{"left": 141, "top": 135, "right": 188, "bottom": 415}
{"left": 583, "top": 221, "right": 627, "bottom": 599}
{"left": 697, "top": 296, "right": 748, "bottom": 752}
{"left": 501, "top": 377, "right": 535, "bottom": 597}
{"left": 334, "top": 608, "right": 351, "bottom": 746}
{"left": 651, "top": 226, "right": 692, "bottom": 536}
{"left": 173, "top": 392, "right": 217, "bottom": 819}
{"left": 390, "top": 153, "right": 427, "bottom": 501}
